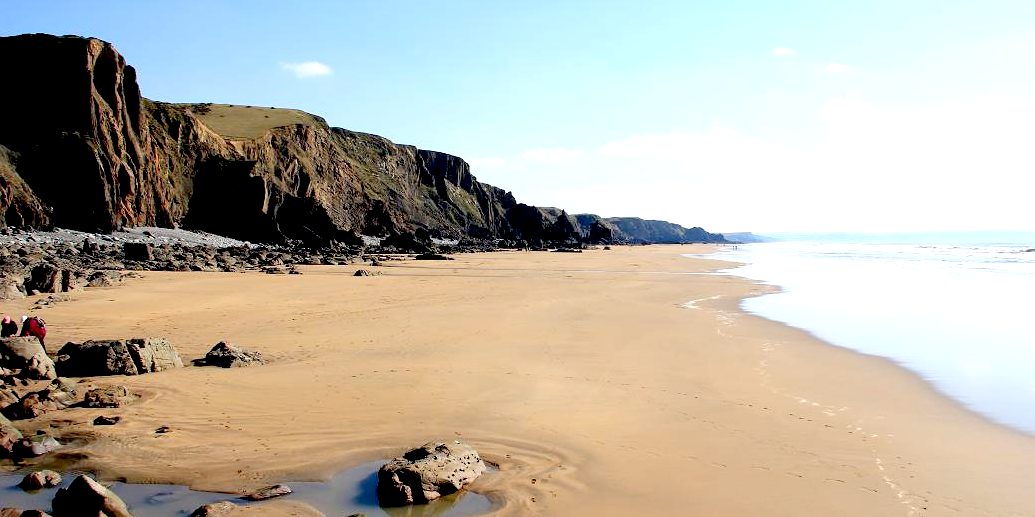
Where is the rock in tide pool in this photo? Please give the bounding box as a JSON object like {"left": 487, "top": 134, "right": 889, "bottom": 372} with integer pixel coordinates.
{"left": 377, "top": 441, "right": 486, "bottom": 507}
{"left": 243, "top": 484, "right": 292, "bottom": 501}
{"left": 190, "top": 501, "right": 238, "bottom": 517}
{"left": 198, "top": 342, "right": 264, "bottom": 368}
{"left": 55, "top": 338, "right": 183, "bottom": 377}
{"left": 19, "top": 470, "right": 61, "bottom": 490}
{"left": 13, "top": 433, "right": 61, "bottom": 457}
{"left": 52, "top": 475, "right": 132, "bottom": 517}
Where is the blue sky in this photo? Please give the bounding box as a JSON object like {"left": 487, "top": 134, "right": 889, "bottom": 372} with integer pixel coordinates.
{"left": 5, "top": 1, "right": 1035, "bottom": 232}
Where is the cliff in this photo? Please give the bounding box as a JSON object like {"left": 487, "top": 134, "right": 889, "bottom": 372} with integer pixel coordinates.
{"left": 0, "top": 34, "right": 725, "bottom": 247}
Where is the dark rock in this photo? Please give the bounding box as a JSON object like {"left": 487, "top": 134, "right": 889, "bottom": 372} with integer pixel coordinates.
{"left": 413, "top": 254, "right": 453, "bottom": 261}
{"left": 353, "top": 269, "right": 381, "bottom": 277}
{"left": 92, "top": 415, "right": 120, "bottom": 425}
{"left": 20, "top": 511, "right": 52, "bottom": 517}
{"left": 377, "top": 441, "right": 486, "bottom": 506}
{"left": 19, "top": 470, "right": 61, "bottom": 490}
{"left": 242, "top": 484, "right": 292, "bottom": 501}
{"left": 199, "top": 342, "right": 264, "bottom": 368}
{"left": 82, "top": 385, "right": 131, "bottom": 408}
{"left": 0, "top": 337, "right": 56, "bottom": 380}
{"left": 52, "top": 475, "right": 132, "bottom": 517}
{"left": 55, "top": 338, "right": 183, "bottom": 377}
{"left": 155, "top": 425, "right": 171, "bottom": 433}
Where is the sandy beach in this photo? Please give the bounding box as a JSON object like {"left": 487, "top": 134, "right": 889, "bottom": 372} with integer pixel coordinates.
{"left": 7, "top": 245, "right": 1035, "bottom": 516}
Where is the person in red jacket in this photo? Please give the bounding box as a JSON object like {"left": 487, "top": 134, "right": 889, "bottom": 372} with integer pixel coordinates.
{"left": 20, "top": 315, "right": 46, "bottom": 346}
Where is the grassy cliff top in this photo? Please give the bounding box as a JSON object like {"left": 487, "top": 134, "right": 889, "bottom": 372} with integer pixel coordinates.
{"left": 173, "top": 103, "right": 325, "bottom": 139}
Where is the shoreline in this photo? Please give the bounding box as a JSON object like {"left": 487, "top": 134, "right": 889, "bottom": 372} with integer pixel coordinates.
{"left": 699, "top": 246, "right": 1035, "bottom": 442}
{"left": 3, "top": 244, "right": 1034, "bottom": 515}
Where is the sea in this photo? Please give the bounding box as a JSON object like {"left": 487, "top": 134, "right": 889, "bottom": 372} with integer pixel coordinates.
{"left": 699, "top": 233, "right": 1035, "bottom": 435}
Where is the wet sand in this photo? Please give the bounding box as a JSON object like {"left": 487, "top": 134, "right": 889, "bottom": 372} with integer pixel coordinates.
{"left": 8, "top": 245, "right": 1035, "bottom": 516}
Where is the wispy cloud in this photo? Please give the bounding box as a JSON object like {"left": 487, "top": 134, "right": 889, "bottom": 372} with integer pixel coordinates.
{"left": 280, "top": 61, "right": 333, "bottom": 78}
{"left": 771, "top": 47, "right": 797, "bottom": 57}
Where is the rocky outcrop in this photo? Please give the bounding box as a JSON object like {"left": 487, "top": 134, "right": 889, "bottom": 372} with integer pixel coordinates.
{"left": 377, "top": 441, "right": 487, "bottom": 506}
{"left": 52, "top": 475, "right": 133, "bottom": 517}
{"left": 55, "top": 338, "right": 183, "bottom": 377}
{"left": 82, "top": 385, "right": 132, "bottom": 408}
{"left": 0, "top": 34, "right": 724, "bottom": 247}
{"left": 573, "top": 215, "right": 727, "bottom": 244}
{"left": 0, "top": 413, "right": 22, "bottom": 456}
{"left": 0, "top": 337, "right": 57, "bottom": 380}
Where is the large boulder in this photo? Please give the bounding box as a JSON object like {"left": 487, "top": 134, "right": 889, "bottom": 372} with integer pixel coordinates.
{"left": 0, "top": 413, "right": 22, "bottom": 456}
{"left": 199, "top": 342, "right": 264, "bottom": 368}
{"left": 0, "top": 337, "right": 57, "bottom": 380}
{"left": 52, "top": 475, "right": 132, "bottom": 517}
{"left": 377, "top": 441, "right": 487, "bottom": 506}
{"left": 123, "top": 242, "right": 153, "bottom": 261}
{"left": 55, "top": 338, "right": 182, "bottom": 377}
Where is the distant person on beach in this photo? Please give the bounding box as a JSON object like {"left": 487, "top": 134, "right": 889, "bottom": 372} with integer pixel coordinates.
{"left": 20, "top": 315, "right": 46, "bottom": 345}
{"left": 0, "top": 315, "right": 17, "bottom": 337}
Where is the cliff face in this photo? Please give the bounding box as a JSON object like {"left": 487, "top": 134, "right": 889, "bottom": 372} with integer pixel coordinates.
{"left": 0, "top": 34, "right": 725, "bottom": 247}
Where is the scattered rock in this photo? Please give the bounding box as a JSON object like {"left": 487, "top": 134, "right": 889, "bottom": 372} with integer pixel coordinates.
{"left": 93, "top": 415, "right": 120, "bottom": 426}
{"left": 20, "top": 511, "right": 52, "bottom": 517}
{"left": 377, "top": 441, "right": 487, "bottom": 506}
{"left": 55, "top": 338, "right": 183, "bottom": 377}
{"left": 13, "top": 433, "right": 61, "bottom": 457}
{"left": 353, "top": 269, "right": 381, "bottom": 277}
{"left": 190, "top": 501, "right": 238, "bottom": 517}
{"left": 263, "top": 267, "right": 287, "bottom": 275}
{"left": 198, "top": 342, "right": 264, "bottom": 368}
{"left": 243, "top": 484, "right": 292, "bottom": 501}
{"left": 155, "top": 425, "right": 171, "bottom": 434}
{"left": 0, "top": 337, "right": 57, "bottom": 380}
{"left": 82, "top": 385, "right": 132, "bottom": 408}
{"left": 123, "top": 242, "right": 154, "bottom": 261}
{"left": 2, "top": 379, "right": 77, "bottom": 420}
{"left": 413, "top": 253, "right": 453, "bottom": 261}
{"left": 52, "top": 475, "right": 132, "bottom": 517}
{"left": 19, "top": 470, "right": 62, "bottom": 490}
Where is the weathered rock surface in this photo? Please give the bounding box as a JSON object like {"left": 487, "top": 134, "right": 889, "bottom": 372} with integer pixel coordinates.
{"left": 82, "top": 385, "right": 131, "bottom": 408}
{"left": 52, "top": 475, "right": 132, "bottom": 517}
{"left": 2, "top": 378, "right": 78, "bottom": 420}
{"left": 0, "top": 412, "right": 22, "bottom": 456}
{"left": 0, "top": 337, "right": 56, "bottom": 380}
{"left": 243, "top": 484, "right": 292, "bottom": 501}
{"left": 377, "top": 441, "right": 487, "bottom": 506}
{"left": 19, "top": 470, "right": 61, "bottom": 490}
{"left": 198, "top": 342, "right": 264, "bottom": 368}
{"left": 55, "top": 338, "right": 182, "bottom": 377}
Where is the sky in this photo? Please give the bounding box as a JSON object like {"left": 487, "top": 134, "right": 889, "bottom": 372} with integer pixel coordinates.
{"left": 4, "top": 0, "right": 1035, "bottom": 233}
